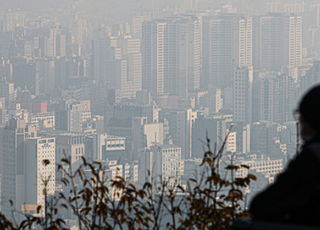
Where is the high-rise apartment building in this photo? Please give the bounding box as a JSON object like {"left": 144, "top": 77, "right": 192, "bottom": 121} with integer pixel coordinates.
{"left": 202, "top": 14, "right": 252, "bottom": 89}
{"left": 253, "top": 13, "right": 302, "bottom": 72}
{"left": 142, "top": 16, "right": 201, "bottom": 98}
{"left": 71, "top": 16, "right": 86, "bottom": 52}
{"left": 132, "top": 14, "right": 150, "bottom": 39}
{"left": 233, "top": 67, "right": 253, "bottom": 124}
{"left": 258, "top": 74, "right": 295, "bottom": 123}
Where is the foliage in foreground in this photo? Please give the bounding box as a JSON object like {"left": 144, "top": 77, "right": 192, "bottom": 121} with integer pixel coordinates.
{"left": 0, "top": 134, "right": 256, "bottom": 230}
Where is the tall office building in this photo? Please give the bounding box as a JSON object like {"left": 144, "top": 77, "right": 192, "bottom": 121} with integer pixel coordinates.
{"left": 258, "top": 74, "right": 295, "bottom": 123}
{"left": 116, "top": 53, "right": 142, "bottom": 99}
{"left": 192, "top": 117, "right": 219, "bottom": 158}
{"left": 0, "top": 119, "right": 26, "bottom": 217}
{"left": 233, "top": 67, "right": 253, "bottom": 124}
{"left": 160, "top": 108, "right": 197, "bottom": 159}
{"left": 56, "top": 34, "right": 67, "bottom": 57}
{"left": 71, "top": 16, "right": 86, "bottom": 54}
{"left": 0, "top": 81, "right": 14, "bottom": 107}
{"left": 85, "top": 133, "right": 126, "bottom": 161}
{"left": 142, "top": 16, "right": 201, "bottom": 98}
{"left": 94, "top": 36, "right": 141, "bottom": 99}
{"left": 132, "top": 14, "right": 150, "bottom": 39}
{"left": 132, "top": 117, "right": 164, "bottom": 158}
{"left": 25, "top": 137, "right": 56, "bottom": 216}
{"left": 34, "top": 60, "right": 55, "bottom": 96}
{"left": 253, "top": 13, "right": 302, "bottom": 72}
{"left": 202, "top": 14, "right": 252, "bottom": 89}
{"left": 300, "top": 61, "right": 320, "bottom": 97}
{"left": 55, "top": 100, "right": 84, "bottom": 133}
{"left": 0, "top": 97, "right": 5, "bottom": 124}
{"left": 93, "top": 36, "right": 120, "bottom": 85}
{"left": 138, "top": 144, "right": 182, "bottom": 190}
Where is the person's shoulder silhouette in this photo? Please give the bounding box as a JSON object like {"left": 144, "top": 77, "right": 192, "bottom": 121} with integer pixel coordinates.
{"left": 250, "top": 85, "right": 320, "bottom": 226}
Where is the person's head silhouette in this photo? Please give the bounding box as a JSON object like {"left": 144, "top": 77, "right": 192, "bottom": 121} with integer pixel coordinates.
{"left": 298, "top": 85, "right": 320, "bottom": 141}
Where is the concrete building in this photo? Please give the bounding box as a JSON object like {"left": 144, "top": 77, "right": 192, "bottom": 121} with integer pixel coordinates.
{"left": 228, "top": 122, "right": 251, "bottom": 154}
{"left": 55, "top": 100, "right": 84, "bottom": 133}
{"left": 258, "top": 74, "right": 295, "bottom": 123}
{"left": 233, "top": 67, "right": 253, "bottom": 124}
{"left": 25, "top": 137, "right": 56, "bottom": 216}
{"left": 138, "top": 144, "right": 182, "bottom": 190}
{"left": 116, "top": 53, "right": 142, "bottom": 99}
{"left": 93, "top": 36, "right": 120, "bottom": 85}
{"left": 132, "top": 14, "right": 150, "bottom": 39}
{"left": 34, "top": 60, "right": 55, "bottom": 95}
{"left": 0, "top": 119, "right": 26, "bottom": 217}
{"left": 199, "top": 88, "right": 223, "bottom": 114}
{"left": 202, "top": 14, "right": 252, "bottom": 88}
{"left": 142, "top": 16, "right": 201, "bottom": 98}
{"left": 28, "top": 112, "right": 55, "bottom": 129}
{"left": 43, "top": 132, "right": 87, "bottom": 165}
{"left": 136, "top": 90, "right": 152, "bottom": 106}
{"left": 300, "top": 61, "right": 320, "bottom": 98}
{"left": 236, "top": 154, "right": 283, "bottom": 178}
{"left": 182, "top": 158, "right": 203, "bottom": 183}
{"left": 0, "top": 97, "right": 5, "bottom": 124}
{"left": 83, "top": 160, "right": 123, "bottom": 201}
{"left": 123, "top": 162, "right": 138, "bottom": 183}
{"left": 252, "top": 13, "right": 302, "bottom": 72}
{"left": 85, "top": 133, "right": 126, "bottom": 161}
{"left": 132, "top": 117, "right": 164, "bottom": 158}
{"left": 160, "top": 109, "right": 197, "bottom": 159}
{"left": 226, "top": 130, "right": 237, "bottom": 153}
{"left": 18, "top": 101, "right": 47, "bottom": 114}
{"left": 110, "top": 103, "right": 160, "bottom": 129}
{"left": 192, "top": 114, "right": 233, "bottom": 158}
{"left": 0, "top": 81, "right": 14, "bottom": 107}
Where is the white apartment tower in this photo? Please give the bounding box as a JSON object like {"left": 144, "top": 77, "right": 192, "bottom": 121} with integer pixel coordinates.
{"left": 253, "top": 13, "right": 302, "bottom": 72}
{"left": 233, "top": 67, "right": 253, "bottom": 124}
{"left": 202, "top": 14, "right": 252, "bottom": 89}
{"left": 142, "top": 16, "right": 201, "bottom": 98}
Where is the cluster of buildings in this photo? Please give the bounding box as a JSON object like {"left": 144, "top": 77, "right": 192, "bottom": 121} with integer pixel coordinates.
{"left": 0, "top": 0, "right": 320, "bottom": 224}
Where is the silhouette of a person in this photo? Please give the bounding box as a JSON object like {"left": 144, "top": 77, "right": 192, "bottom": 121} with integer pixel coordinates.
{"left": 250, "top": 85, "right": 320, "bottom": 226}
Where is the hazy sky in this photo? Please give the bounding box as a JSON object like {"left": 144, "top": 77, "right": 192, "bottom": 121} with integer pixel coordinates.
{"left": 0, "top": 0, "right": 68, "bottom": 10}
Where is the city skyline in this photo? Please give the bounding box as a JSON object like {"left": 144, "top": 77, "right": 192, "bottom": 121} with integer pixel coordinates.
{"left": 0, "top": 0, "right": 320, "bottom": 228}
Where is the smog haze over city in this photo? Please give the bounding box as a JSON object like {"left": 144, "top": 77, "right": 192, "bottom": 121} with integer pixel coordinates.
{"left": 0, "top": 0, "right": 320, "bottom": 228}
